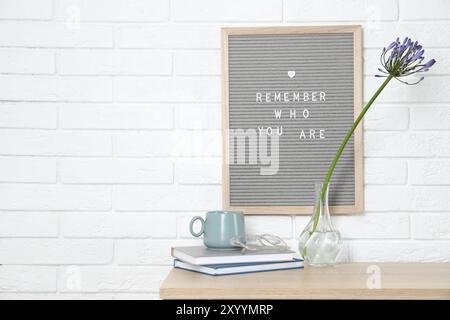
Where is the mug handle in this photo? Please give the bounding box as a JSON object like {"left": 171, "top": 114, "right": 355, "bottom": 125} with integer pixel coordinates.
{"left": 189, "top": 216, "right": 205, "bottom": 237}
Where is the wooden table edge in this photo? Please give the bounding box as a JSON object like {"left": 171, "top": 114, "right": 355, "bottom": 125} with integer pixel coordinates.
{"left": 160, "top": 263, "right": 450, "bottom": 300}
{"left": 160, "top": 288, "right": 450, "bottom": 300}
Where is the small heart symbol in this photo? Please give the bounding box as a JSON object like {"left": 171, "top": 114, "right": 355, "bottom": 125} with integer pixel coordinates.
{"left": 288, "top": 71, "right": 296, "bottom": 79}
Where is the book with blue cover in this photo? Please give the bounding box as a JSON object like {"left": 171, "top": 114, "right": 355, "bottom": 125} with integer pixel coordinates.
{"left": 174, "top": 258, "right": 304, "bottom": 276}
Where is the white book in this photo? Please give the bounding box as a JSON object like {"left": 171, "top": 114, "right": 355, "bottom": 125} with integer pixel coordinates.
{"left": 171, "top": 246, "right": 299, "bottom": 266}
{"left": 174, "top": 259, "right": 304, "bottom": 276}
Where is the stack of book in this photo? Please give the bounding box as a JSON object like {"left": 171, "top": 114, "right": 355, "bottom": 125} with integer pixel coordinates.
{"left": 171, "top": 246, "right": 303, "bottom": 276}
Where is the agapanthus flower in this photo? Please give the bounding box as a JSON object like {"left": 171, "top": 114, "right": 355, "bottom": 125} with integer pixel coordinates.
{"left": 301, "top": 37, "right": 436, "bottom": 262}
{"left": 376, "top": 36, "right": 436, "bottom": 85}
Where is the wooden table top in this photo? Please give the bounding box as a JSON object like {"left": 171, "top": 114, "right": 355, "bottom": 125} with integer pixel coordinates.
{"left": 160, "top": 263, "right": 450, "bottom": 299}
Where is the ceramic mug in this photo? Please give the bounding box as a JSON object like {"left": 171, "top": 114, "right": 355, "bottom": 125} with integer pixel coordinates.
{"left": 189, "top": 211, "right": 245, "bottom": 248}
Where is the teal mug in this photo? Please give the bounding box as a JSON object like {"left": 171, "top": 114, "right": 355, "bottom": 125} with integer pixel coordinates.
{"left": 189, "top": 211, "right": 246, "bottom": 249}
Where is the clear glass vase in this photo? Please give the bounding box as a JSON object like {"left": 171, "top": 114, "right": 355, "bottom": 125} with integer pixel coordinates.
{"left": 298, "top": 182, "right": 343, "bottom": 267}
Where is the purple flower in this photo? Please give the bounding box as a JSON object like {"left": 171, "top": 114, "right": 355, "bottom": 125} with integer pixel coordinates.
{"left": 376, "top": 37, "right": 436, "bottom": 85}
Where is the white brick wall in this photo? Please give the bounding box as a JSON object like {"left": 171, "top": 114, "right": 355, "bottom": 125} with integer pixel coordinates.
{"left": 0, "top": 49, "right": 55, "bottom": 74}
{"left": 55, "top": 0, "right": 170, "bottom": 22}
{"left": 60, "top": 104, "right": 174, "bottom": 129}
{"left": 0, "top": 23, "right": 113, "bottom": 48}
{"left": 0, "top": 213, "right": 58, "bottom": 237}
{"left": 0, "top": 0, "right": 449, "bottom": 299}
{"left": 58, "top": 266, "right": 170, "bottom": 293}
{"left": 60, "top": 159, "right": 173, "bottom": 184}
{"left": 0, "top": 0, "right": 53, "bottom": 20}
{"left": 0, "top": 266, "right": 57, "bottom": 293}
{"left": 0, "top": 239, "right": 113, "bottom": 264}
{"left": 284, "top": 0, "right": 398, "bottom": 22}
{"left": 58, "top": 51, "right": 173, "bottom": 76}
{"left": 0, "top": 103, "right": 57, "bottom": 128}
{"left": 0, "top": 76, "right": 112, "bottom": 101}
{"left": 172, "top": 0, "right": 282, "bottom": 22}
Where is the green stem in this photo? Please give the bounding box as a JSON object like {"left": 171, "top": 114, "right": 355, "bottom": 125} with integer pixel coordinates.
{"left": 312, "top": 75, "right": 394, "bottom": 232}
{"left": 301, "top": 75, "right": 393, "bottom": 259}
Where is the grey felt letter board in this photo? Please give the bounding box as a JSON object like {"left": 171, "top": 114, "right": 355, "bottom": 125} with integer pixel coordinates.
{"left": 222, "top": 26, "right": 363, "bottom": 215}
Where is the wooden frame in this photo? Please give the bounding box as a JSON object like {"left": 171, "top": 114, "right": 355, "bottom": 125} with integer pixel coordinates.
{"left": 222, "top": 26, "right": 363, "bottom": 215}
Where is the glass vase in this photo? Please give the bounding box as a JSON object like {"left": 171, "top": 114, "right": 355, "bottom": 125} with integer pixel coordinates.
{"left": 298, "top": 182, "right": 343, "bottom": 267}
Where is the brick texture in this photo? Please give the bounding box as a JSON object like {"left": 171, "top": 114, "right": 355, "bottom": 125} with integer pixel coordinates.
{"left": 0, "top": 0, "right": 449, "bottom": 299}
